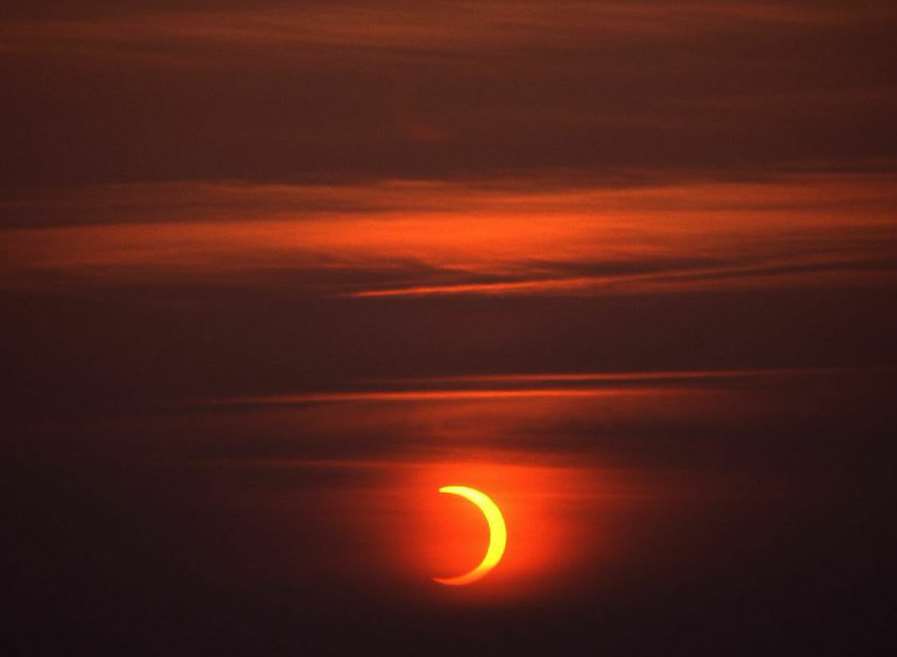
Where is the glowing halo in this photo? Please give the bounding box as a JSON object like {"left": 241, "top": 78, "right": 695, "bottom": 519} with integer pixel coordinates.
{"left": 433, "top": 485, "right": 507, "bottom": 586}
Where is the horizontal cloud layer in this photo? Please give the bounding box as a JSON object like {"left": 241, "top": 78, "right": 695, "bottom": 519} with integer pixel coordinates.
{"left": 5, "top": 174, "right": 895, "bottom": 298}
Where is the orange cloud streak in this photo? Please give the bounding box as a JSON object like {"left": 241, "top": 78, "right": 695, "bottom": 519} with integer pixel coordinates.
{"left": 4, "top": 175, "right": 895, "bottom": 298}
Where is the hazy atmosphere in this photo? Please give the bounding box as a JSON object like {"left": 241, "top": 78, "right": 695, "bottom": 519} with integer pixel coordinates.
{"left": 4, "top": 2, "right": 896, "bottom": 655}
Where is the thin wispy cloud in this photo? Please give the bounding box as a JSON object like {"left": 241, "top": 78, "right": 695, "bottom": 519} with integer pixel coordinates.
{"left": 3, "top": 2, "right": 876, "bottom": 57}
{"left": 4, "top": 174, "right": 894, "bottom": 298}
{"left": 207, "top": 367, "right": 857, "bottom": 408}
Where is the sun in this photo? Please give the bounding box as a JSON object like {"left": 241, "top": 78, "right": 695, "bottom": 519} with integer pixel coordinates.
{"left": 433, "top": 485, "right": 507, "bottom": 586}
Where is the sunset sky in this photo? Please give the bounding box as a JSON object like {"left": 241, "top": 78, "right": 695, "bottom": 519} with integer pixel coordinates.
{"left": 4, "top": 2, "right": 896, "bottom": 656}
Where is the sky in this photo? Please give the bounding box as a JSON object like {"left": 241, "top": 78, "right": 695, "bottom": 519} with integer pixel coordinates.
{"left": 3, "top": 2, "right": 897, "bottom": 656}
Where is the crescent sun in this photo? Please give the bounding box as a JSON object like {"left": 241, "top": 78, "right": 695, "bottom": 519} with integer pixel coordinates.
{"left": 433, "top": 485, "right": 507, "bottom": 586}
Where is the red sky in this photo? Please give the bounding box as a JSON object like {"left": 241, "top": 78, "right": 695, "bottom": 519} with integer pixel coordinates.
{"left": 3, "top": 3, "right": 896, "bottom": 656}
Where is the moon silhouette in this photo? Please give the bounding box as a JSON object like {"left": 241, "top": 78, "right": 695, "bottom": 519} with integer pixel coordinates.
{"left": 433, "top": 485, "right": 507, "bottom": 586}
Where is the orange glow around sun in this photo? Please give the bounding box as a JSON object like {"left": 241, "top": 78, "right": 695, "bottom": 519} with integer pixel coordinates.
{"left": 364, "top": 458, "right": 610, "bottom": 599}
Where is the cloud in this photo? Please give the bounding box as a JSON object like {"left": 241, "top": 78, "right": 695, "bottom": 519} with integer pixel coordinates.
{"left": 4, "top": 174, "right": 895, "bottom": 298}
{"left": 2, "top": 2, "right": 895, "bottom": 187}
{"left": 4, "top": 2, "right": 879, "bottom": 57}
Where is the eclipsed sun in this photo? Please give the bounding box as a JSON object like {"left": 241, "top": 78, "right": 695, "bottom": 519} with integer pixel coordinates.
{"left": 433, "top": 486, "right": 507, "bottom": 586}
